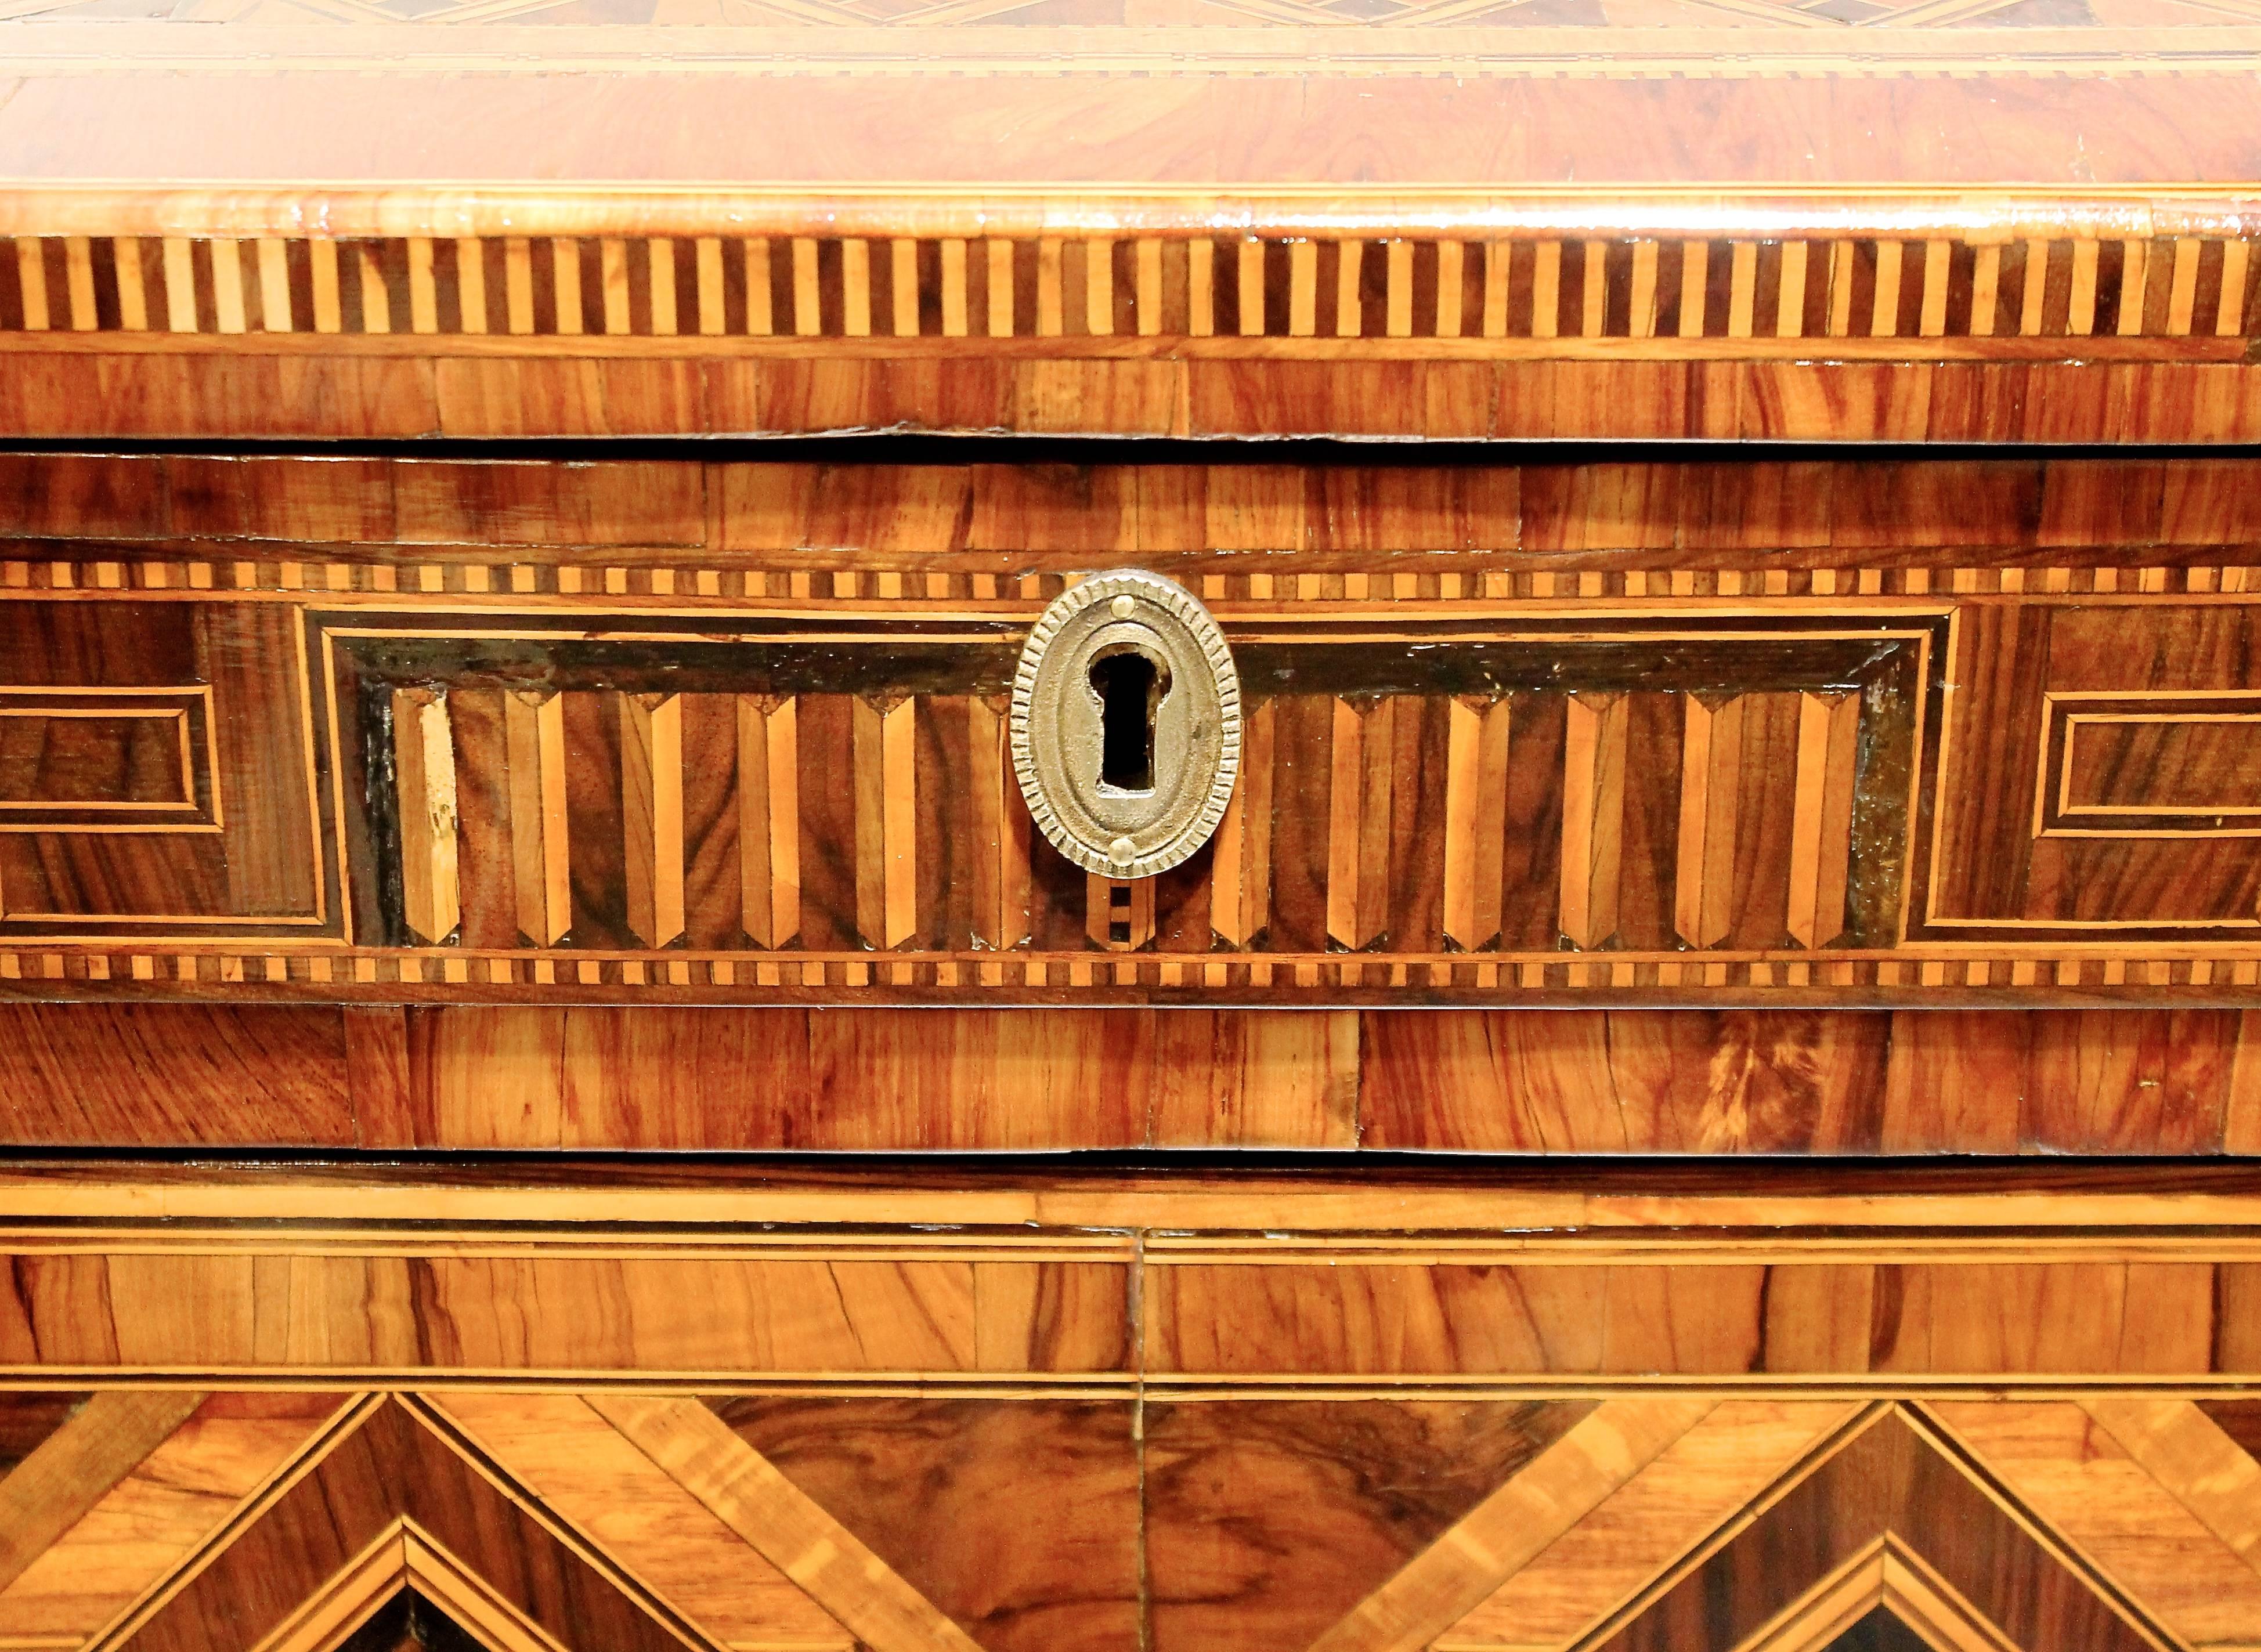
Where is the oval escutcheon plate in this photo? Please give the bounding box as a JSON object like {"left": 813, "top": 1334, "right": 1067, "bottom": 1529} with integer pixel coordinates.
{"left": 1010, "top": 569, "right": 1241, "bottom": 879}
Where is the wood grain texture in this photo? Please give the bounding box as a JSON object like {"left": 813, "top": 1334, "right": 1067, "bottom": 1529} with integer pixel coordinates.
{"left": 1442, "top": 1400, "right": 1869, "bottom": 1650}
{"left": 1308, "top": 1398, "right": 1712, "bottom": 1652}
{"left": 12, "top": 1004, "right": 2261, "bottom": 1155}
{"left": 113, "top": 1397, "right": 703, "bottom": 1652}
{"left": 1142, "top": 1257, "right": 2223, "bottom": 1379}
{"left": 0, "top": 1249, "right": 1133, "bottom": 1377}
{"left": 0, "top": 1004, "right": 357, "bottom": 1147}
{"left": 5, "top": 353, "right": 2261, "bottom": 443}
{"left": 1587, "top": 1409, "right": 2168, "bottom": 1652}
{"left": 0, "top": 1389, "right": 204, "bottom": 1595}
{"left": 588, "top": 1394, "right": 987, "bottom": 1652}
{"left": 0, "top": 1393, "right": 346, "bottom": 1643}
{"left": 1932, "top": 1400, "right": 2261, "bottom": 1649}
{"left": 1143, "top": 1400, "right": 1589, "bottom": 1652}
{"left": 710, "top": 1398, "right": 1138, "bottom": 1652}
{"left": 432, "top": 1391, "right": 854, "bottom": 1651}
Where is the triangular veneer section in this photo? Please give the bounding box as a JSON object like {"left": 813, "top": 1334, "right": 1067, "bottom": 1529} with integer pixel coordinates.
{"left": 109, "top": 1396, "right": 711, "bottom": 1652}
{"left": 1589, "top": 1408, "right": 2168, "bottom": 1652}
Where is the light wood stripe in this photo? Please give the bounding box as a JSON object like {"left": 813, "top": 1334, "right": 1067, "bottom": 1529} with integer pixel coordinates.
{"left": 1337, "top": 238, "right": 1363, "bottom": 338}
{"left": 739, "top": 695, "right": 799, "bottom": 950}
{"left": 620, "top": 692, "right": 685, "bottom": 950}
{"left": 695, "top": 238, "right": 725, "bottom": 338}
{"left": 1919, "top": 239, "right": 1951, "bottom": 337}
{"left": 1787, "top": 691, "right": 1859, "bottom": 950}
{"left": 883, "top": 695, "right": 916, "bottom": 950}
{"left": 1, "top": 230, "right": 2255, "bottom": 345}
{"left": 1288, "top": 239, "right": 1317, "bottom": 338}
{"left": 1679, "top": 239, "right": 1707, "bottom": 338}
{"left": 13, "top": 239, "right": 46, "bottom": 331}
{"left": 793, "top": 237, "right": 822, "bottom": 337}
{"left": 394, "top": 687, "right": 460, "bottom": 946}
{"left": 1675, "top": 695, "right": 1744, "bottom": 950}
{"left": 588, "top": 1395, "right": 987, "bottom": 1652}
{"left": 968, "top": 697, "right": 1028, "bottom": 953}
{"left": 1483, "top": 240, "right": 1509, "bottom": 338}
{"left": 742, "top": 238, "right": 772, "bottom": 336}
{"left": 455, "top": 237, "right": 486, "bottom": 335}
{"left": 0, "top": 1391, "right": 207, "bottom": 1596}
{"left": 434, "top": 1393, "right": 854, "bottom": 1652}
{"left": 1970, "top": 243, "right": 2000, "bottom": 338}
{"left": 1327, "top": 698, "right": 1367, "bottom": 951}
{"left": 1442, "top": 697, "right": 1510, "bottom": 952}
{"left": 1327, "top": 698, "right": 1395, "bottom": 953}
{"left": 1775, "top": 240, "right": 1807, "bottom": 338}
{"left": 1210, "top": 699, "right": 1273, "bottom": 950}
{"left": 113, "top": 237, "right": 147, "bottom": 331}
{"left": 1559, "top": 693, "right": 1626, "bottom": 952}
{"left": 2168, "top": 237, "right": 2201, "bottom": 336}
{"left": 504, "top": 691, "right": 569, "bottom": 948}
{"left": 853, "top": 697, "right": 917, "bottom": 951}
{"left": 2069, "top": 238, "right": 2100, "bottom": 335}
{"left": 1442, "top": 1402, "right": 1870, "bottom": 1652}
{"left": 649, "top": 238, "right": 678, "bottom": 336}
{"left": 940, "top": 238, "right": 967, "bottom": 337}
{"left": 1629, "top": 240, "right": 1659, "bottom": 339}
{"left": 549, "top": 237, "right": 580, "bottom": 336}
{"left": 62, "top": 236, "right": 95, "bottom": 332}
{"left": 1386, "top": 238, "right": 1414, "bottom": 338}
{"left": 1532, "top": 241, "right": 1561, "bottom": 341}
{"left": 987, "top": 237, "right": 1014, "bottom": 339}
{"left": 2220, "top": 240, "right": 2252, "bottom": 336}
{"left": 2119, "top": 237, "right": 2150, "bottom": 337}
{"left": 2081, "top": 1399, "right": 2261, "bottom": 1577}
{"left": 212, "top": 240, "right": 245, "bottom": 335}
{"left": 1870, "top": 240, "right": 1902, "bottom": 337}
{"left": 1308, "top": 1400, "right": 1715, "bottom": 1652}
{"left": 1727, "top": 240, "right": 1757, "bottom": 339}
{"left": 408, "top": 237, "right": 438, "bottom": 335}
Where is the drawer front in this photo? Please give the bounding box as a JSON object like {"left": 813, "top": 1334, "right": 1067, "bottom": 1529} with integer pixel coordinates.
{"left": 6, "top": 454, "right": 2261, "bottom": 1006}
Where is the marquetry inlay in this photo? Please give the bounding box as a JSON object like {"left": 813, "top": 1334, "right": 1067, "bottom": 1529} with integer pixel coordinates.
{"left": 3, "top": 232, "right": 2251, "bottom": 358}
{"left": 2, "top": 452, "right": 2259, "bottom": 1005}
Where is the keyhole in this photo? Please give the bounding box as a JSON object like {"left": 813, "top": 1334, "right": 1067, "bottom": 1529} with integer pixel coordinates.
{"left": 1089, "top": 647, "right": 1169, "bottom": 793}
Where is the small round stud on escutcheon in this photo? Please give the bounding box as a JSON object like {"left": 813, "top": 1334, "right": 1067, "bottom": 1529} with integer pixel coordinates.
{"left": 1009, "top": 570, "right": 1241, "bottom": 880}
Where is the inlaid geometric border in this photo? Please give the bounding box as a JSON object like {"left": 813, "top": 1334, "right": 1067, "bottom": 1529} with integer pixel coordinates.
{"left": 2, "top": 231, "right": 2249, "bottom": 352}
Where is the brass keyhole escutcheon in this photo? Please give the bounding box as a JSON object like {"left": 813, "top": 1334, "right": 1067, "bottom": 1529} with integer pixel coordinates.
{"left": 1010, "top": 570, "right": 1241, "bottom": 879}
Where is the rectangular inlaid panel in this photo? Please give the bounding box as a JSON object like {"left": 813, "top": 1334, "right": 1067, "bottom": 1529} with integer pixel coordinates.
{"left": 7, "top": 453, "right": 2261, "bottom": 1001}
{"left": 0, "top": 603, "right": 322, "bottom": 932}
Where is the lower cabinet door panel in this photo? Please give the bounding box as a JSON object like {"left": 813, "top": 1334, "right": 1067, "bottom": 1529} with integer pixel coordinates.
{"left": 0, "top": 1167, "right": 2253, "bottom": 1652}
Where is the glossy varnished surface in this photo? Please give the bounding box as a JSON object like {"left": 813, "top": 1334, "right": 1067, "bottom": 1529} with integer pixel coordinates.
{"left": 0, "top": 1166, "right": 2259, "bottom": 1647}
{"left": 9, "top": 452, "right": 2261, "bottom": 1006}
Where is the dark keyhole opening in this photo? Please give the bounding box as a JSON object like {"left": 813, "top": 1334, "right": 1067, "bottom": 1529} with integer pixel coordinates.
{"left": 1089, "top": 648, "right": 1166, "bottom": 792}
